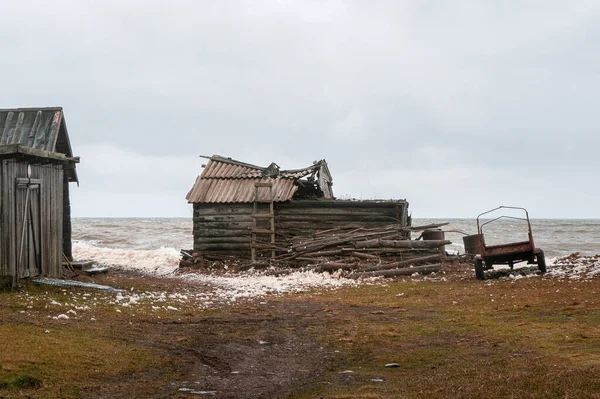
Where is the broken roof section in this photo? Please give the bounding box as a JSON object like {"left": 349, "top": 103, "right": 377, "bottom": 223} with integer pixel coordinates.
{"left": 0, "top": 107, "right": 78, "bottom": 183}
{"left": 186, "top": 155, "right": 334, "bottom": 203}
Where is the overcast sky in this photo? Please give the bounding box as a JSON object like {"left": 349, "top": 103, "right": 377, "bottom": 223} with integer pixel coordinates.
{"left": 1, "top": 1, "right": 599, "bottom": 218}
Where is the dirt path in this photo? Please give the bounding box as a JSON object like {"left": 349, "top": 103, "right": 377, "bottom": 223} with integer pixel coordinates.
{"left": 78, "top": 298, "right": 333, "bottom": 398}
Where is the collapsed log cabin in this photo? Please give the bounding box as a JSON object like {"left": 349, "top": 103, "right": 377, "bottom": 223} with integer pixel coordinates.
{"left": 186, "top": 155, "right": 410, "bottom": 260}
{"left": 0, "top": 107, "right": 79, "bottom": 287}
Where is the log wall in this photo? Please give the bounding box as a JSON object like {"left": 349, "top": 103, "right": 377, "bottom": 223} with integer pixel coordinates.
{"left": 193, "top": 200, "right": 410, "bottom": 257}
{"left": 0, "top": 158, "right": 65, "bottom": 285}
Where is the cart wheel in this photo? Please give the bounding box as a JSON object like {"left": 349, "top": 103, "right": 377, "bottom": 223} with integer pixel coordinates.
{"left": 537, "top": 250, "right": 547, "bottom": 273}
{"left": 475, "top": 258, "right": 485, "bottom": 280}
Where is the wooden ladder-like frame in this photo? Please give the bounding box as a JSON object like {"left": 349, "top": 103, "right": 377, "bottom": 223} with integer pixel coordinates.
{"left": 251, "top": 182, "right": 275, "bottom": 262}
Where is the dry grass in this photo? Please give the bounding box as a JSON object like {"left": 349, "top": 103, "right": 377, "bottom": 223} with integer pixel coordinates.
{"left": 0, "top": 324, "right": 164, "bottom": 398}
{"left": 288, "top": 277, "right": 600, "bottom": 398}
{"left": 0, "top": 284, "right": 178, "bottom": 398}
{"left": 0, "top": 271, "right": 599, "bottom": 398}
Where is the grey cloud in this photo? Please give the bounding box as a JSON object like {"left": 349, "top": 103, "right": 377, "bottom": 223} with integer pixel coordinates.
{"left": 1, "top": 0, "right": 599, "bottom": 217}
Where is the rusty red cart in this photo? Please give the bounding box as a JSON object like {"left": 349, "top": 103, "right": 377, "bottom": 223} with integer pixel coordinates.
{"left": 468, "top": 206, "right": 546, "bottom": 280}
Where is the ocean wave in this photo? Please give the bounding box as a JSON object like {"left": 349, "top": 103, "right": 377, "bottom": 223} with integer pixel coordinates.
{"left": 71, "top": 242, "right": 366, "bottom": 302}
{"left": 72, "top": 242, "right": 181, "bottom": 276}
{"left": 551, "top": 229, "right": 600, "bottom": 234}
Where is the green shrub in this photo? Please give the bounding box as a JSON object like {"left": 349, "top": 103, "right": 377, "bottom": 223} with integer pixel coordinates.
{"left": 11, "top": 374, "right": 43, "bottom": 389}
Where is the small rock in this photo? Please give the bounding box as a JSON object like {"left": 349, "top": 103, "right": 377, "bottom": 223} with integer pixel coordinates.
{"left": 371, "top": 378, "right": 385, "bottom": 382}
{"left": 84, "top": 267, "right": 109, "bottom": 276}
{"left": 385, "top": 363, "right": 400, "bottom": 368}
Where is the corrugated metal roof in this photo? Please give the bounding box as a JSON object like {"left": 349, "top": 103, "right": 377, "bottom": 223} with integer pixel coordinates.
{"left": 201, "top": 159, "right": 263, "bottom": 179}
{"left": 199, "top": 155, "right": 316, "bottom": 180}
{"left": 0, "top": 107, "right": 78, "bottom": 182}
{"left": 186, "top": 155, "right": 332, "bottom": 203}
{"left": 186, "top": 177, "right": 297, "bottom": 203}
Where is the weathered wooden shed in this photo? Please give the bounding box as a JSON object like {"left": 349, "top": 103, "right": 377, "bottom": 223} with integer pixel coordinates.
{"left": 0, "top": 107, "right": 79, "bottom": 286}
{"left": 186, "top": 155, "right": 410, "bottom": 258}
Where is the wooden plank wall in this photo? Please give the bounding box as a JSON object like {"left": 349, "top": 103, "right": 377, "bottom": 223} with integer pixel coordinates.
{"left": 0, "top": 160, "right": 15, "bottom": 281}
{"left": 15, "top": 164, "right": 27, "bottom": 277}
{"left": 0, "top": 161, "right": 3, "bottom": 277}
{"left": 1, "top": 160, "right": 18, "bottom": 284}
{"left": 193, "top": 203, "right": 256, "bottom": 255}
{"left": 41, "top": 165, "right": 50, "bottom": 279}
{"left": 0, "top": 159, "right": 64, "bottom": 285}
{"left": 62, "top": 180, "right": 72, "bottom": 260}
{"left": 277, "top": 200, "right": 409, "bottom": 238}
{"left": 193, "top": 200, "right": 410, "bottom": 257}
{"left": 43, "top": 164, "right": 63, "bottom": 278}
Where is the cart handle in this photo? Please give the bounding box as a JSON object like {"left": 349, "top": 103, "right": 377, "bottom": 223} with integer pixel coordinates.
{"left": 479, "top": 215, "right": 529, "bottom": 234}
{"left": 477, "top": 206, "right": 529, "bottom": 221}
{"left": 476, "top": 206, "right": 531, "bottom": 235}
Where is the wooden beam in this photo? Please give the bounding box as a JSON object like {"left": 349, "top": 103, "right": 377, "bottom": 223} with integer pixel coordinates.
{"left": 353, "top": 264, "right": 442, "bottom": 278}
{"left": 355, "top": 239, "right": 451, "bottom": 249}
{"left": 0, "top": 144, "right": 70, "bottom": 162}
{"left": 360, "top": 254, "right": 443, "bottom": 272}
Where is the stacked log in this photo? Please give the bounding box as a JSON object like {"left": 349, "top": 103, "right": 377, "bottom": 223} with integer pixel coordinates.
{"left": 182, "top": 222, "right": 450, "bottom": 278}
{"left": 269, "top": 222, "right": 450, "bottom": 276}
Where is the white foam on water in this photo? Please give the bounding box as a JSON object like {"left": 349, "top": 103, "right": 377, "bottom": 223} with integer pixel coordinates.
{"left": 73, "top": 242, "right": 180, "bottom": 276}
{"left": 72, "top": 242, "right": 366, "bottom": 300}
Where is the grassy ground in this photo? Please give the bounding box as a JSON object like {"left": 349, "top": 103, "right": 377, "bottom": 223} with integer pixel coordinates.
{"left": 289, "top": 277, "right": 600, "bottom": 398}
{"left": 0, "top": 267, "right": 598, "bottom": 398}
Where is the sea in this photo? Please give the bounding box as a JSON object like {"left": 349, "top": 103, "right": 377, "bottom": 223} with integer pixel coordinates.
{"left": 71, "top": 218, "right": 600, "bottom": 273}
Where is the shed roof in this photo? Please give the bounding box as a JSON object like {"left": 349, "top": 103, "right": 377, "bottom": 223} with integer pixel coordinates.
{"left": 0, "top": 107, "right": 78, "bottom": 183}
{"left": 186, "top": 155, "right": 334, "bottom": 203}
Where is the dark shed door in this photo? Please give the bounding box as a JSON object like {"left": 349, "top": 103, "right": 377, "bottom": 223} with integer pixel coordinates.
{"left": 16, "top": 178, "right": 42, "bottom": 279}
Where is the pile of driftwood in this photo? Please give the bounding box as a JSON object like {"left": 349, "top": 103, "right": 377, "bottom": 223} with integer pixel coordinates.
{"left": 268, "top": 222, "right": 450, "bottom": 277}
{"left": 180, "top": 222, "right": 451, "bottom": 278}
